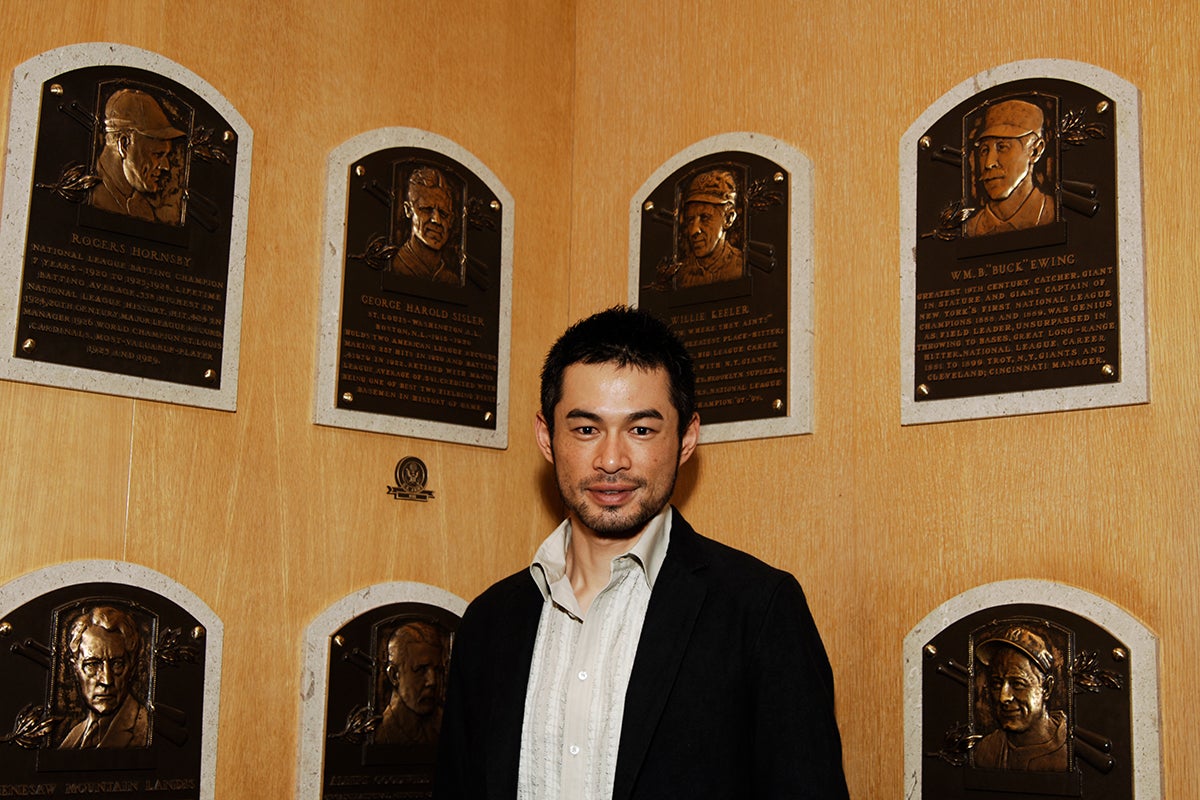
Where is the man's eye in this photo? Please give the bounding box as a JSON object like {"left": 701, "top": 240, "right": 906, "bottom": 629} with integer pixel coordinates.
{"left": 632, "top": 426, "right": 652, "bottom": 436}
{"left": 575, "top": 426, "right": 596, "bottom": 435}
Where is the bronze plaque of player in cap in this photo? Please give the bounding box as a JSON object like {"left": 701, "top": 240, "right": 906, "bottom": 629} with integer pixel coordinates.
{"left": 0, "top": 44, "right": 251, "bottom": 410}
{"left": 902, "top": 61, "right": 1146, "bottom": 425}
{"left": 0, "top": 562, "right": 220, "bottom": 798}
{"left": 314, "top": 128, "right": 513, "bottom": 449}
{"left": 632, "top": 134, "right": 814, "bottom": 443}
{"left": 913, "top": 588, "right": 1153, "bottom": 800}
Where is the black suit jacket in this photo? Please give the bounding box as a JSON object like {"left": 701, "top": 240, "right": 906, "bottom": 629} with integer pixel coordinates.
{"left": 435, "top": 510, "right": 849, "bottom": 799}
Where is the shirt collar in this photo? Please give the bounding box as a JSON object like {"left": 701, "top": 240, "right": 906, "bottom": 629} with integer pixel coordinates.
{"left": 529, "top": 506, "right": 673, "bottom": 601}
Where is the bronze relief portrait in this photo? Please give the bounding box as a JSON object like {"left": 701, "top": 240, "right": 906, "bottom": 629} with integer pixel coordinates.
{"left": 962, "top": 95, "right": 1059, "bottom": 239}
{"left": 53, "top": 603, "right": 154, "bottom": 750}
{"left": 388, "top": 165, "right": 464, "bottom": 287}
{"left": 672, "top": 167, "right": 747, "bottom": 290}
{"left": 371, "top": 618, "right": 451, "bottom": 746}
{"left": 88, "top": 83, "right": 194, "bottom": 227}
{"left": 969, "top": 619, "right": 1072, "bottom": 772}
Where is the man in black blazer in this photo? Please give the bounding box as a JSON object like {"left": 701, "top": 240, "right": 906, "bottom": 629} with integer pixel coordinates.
{"left": 436, "top": 306, "right": 848, "bottom": 799}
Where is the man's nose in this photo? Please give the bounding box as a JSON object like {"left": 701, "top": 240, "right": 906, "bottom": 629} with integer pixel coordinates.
{"left": 999, "top": 681, "right": 1014, "bottom": 702}
{"left": 595, "top": 436, "right": 630, "bottom": 473}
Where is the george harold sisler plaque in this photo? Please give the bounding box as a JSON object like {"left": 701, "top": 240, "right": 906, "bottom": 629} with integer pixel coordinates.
{"left": 314, "top": 129, "right": 512, "bottom": 449}
{"left": 631, "top": 133, "right": 814, "bottom": 444}
{"left": 901, "top": 60, "right": 1146, "bottom": 425}
{"left": 0, "top": 561, "right": 222, "bottom": 800}
{"left": 0, "top": 43, "right": 252, "bottom": 411}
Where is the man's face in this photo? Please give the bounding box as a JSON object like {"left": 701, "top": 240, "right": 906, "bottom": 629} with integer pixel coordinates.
{"left": 405, "top": 185, "right": 454, "bottom": 250}
{"left": 72, "top": 627, "right": 132, "bottom": 717}
{"left": 987, "top": 648, "right": 1049, "bottom": 734}
{"left": 536, "top": 362, "right": 699, "bottom": 541}
{"left": 121, "top": 133, "right": 173, "bottom": 194}
{"left": 975, "top": 133, "right": 1044, "bottom": 202}
{"left": 682, "top": 201, "right": 731, "bottom": 258}
{"left": 390, "top": 640, "right": 445, "bottom": 716}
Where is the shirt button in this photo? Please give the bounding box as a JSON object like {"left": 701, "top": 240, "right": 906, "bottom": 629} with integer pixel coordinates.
{"left": 577, "top": 670, "right": 588, "bottom": 681}
{"left": 569, "top": 745, "right": 580, "bottom": 756}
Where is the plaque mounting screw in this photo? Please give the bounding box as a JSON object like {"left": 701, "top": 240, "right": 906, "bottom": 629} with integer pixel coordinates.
{"left": 643, "top": 200, "right": 655, "bottom": 212}
{"left": 773, "top": 172, "right": 786, "bottom": 183}
{"left": 923, "top": 644, "right": 937, "bottom": 659}
{"left": 917, "top": 384, "right": 930, "bottom": 396}
{"left": 1097, "top": 100, "right": 1110, "bottom": 114}
{"left": 341, "top": 392, "right": 354, "bottom": 403}
{"left": 0, "top": 621, "right": 11, "bottom": 636}
{"left": 919, "top": 136, "right": 932, "bottom": 150}
{"left": 50, "top": 84, "right": 64, "bottom": 96}
{"left": 333, "top": 635, "right": 346, "bottom": 648}
{"left": 20, "top": 338, "right": 35, "bottom": 353}
{"left": 203, "top": 369, "right": 216, "bottom": 381}
{"left": 483, "top": 411, "right": 493, "bottom": 422}
{"left": 354, "top": 165, "right": 366, "bottom": 177}
{"left": 191, "top": 626, "right": 205, "bottom": 640}
{"left": 1112, "top": 647, "right": 1127, "bottom": 662}
{"left": 489, "top": 200, "right": 501, "bottom": 211}
{"left": 1101, "top": 364, "right": 1115, "bottom": 377}
{"left": 223, "top": 130, "right": 236, "bottom": 143}
{"left": 772, "top": 398, "right": 783, "bottom": 411}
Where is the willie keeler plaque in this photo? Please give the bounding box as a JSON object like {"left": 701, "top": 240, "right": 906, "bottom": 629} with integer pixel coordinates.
{"left": 631, "top": 133, "right": 814, "bottom": 443}
{"left": 315, "top": 129, "right": 512, "bottom": 449}
{"left": 901, "top": 60, "right": 1146, "bottom": 425}
{"left": 0, "top": 44, "right": 252, "bottom": 411}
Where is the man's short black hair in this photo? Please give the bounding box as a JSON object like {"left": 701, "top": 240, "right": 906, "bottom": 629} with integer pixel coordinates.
{"left": 540, "top": 305, "right": 695, "bottom": 436}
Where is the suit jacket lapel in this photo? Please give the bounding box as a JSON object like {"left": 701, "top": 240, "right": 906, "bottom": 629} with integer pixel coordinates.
{"left": 611, "top": 512, "right": 708, "bottom": 800}
{"left": 486, "top": 577, "right": 544, "bottom": 796}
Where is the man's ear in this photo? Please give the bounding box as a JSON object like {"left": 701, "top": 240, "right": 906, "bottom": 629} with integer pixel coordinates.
{"left": 678, "top": 412, "right": 700, "bottom": 466}
{"left": 534, "top": 411, "right": 555, "bottom": 464}
{"left": 116, "top": 132, "right": 134, "bottom": 159}
{"left": 1030, "top": 135, "right": 1046, "bottom": 164}
{"left": 723, "top": 208, "right": 737, "bottom": 230}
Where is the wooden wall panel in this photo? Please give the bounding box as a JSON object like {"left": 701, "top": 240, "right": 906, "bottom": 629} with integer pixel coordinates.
{"left": 0, "top": 0, "right": 1195, "bottom": 797}
{"left": 0, "top": 1, "right": 573, "bottom": 796}
{"left": 570, "top": 1, "right": 1198, "bottom": 797}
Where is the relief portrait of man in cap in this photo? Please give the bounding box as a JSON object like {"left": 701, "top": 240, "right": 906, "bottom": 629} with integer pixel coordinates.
{"left": 389, "top": 166, "right": 462, "bottom": 286}
{"left": 674, "top": 168, "right": 745, "bottom": 289}
{"left": 89, "top": 88, "right": 187, "bottom": 225}
{"left": 963, "top": 97, "right": 1058, "bottom": 238}
{"left": 972, "top": 625, "right": 1069, "bottom": 772}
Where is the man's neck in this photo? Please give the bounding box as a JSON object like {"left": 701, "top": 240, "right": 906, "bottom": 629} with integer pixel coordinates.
{"left": 988, "top": 179, "right": 1035, "bottom": 222}
{"left": 564, "top": 521, "right": 647, "bottom": 616}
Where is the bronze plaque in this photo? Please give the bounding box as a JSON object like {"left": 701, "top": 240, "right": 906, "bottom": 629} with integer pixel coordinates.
{"left": 0, "top": 582, "right": 209, "bottom": 797}
{"left": 633, "top": 136, "right": 812, "bottom": 441}
{"left": 315, "top": 130, "right": 512, "bottom": 448}
{"left": 914, "top": 79, "right": 1118, "bottom": 401}
{"left": 921, "top": 604, "right": 1133, "bottom": 799}
{"left": 903, "top": 63, "right": 1147, "bottom": 424}
{"left": 320, "top": 601, "right": 460, "bottom": 799}
{"left": 0, "top": 45, "right": 249, "bottom": 409}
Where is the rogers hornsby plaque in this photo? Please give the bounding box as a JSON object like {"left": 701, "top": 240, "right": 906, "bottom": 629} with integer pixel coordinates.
{"left": 314, "top": 128, "right": 512, "bottom": 449}
{"left": 901, "top": 60, "right": 1146, "bottom": 425}
{"left": 631, "top": 133, "right": 814, "bottom": 443}
{"left": 0, "top": 43, "right": 252, "bottom": 411}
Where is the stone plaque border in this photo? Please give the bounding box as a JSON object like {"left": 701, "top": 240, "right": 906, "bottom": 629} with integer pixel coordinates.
{"left": 0, "top": 559, "right": 223, "bottom": 800}
{"left": 900, "top": 59, "right": 1146, "bottom": 425}
{"left": 904, "top": 579, "right": 1161, "bottom": 799}
{"left": 0, "top": 42, "right": 252, "bottom": 411}
{"left": 313, "top": 128, "right": 513, "bottom": 449}
{"left": 629, "top": 132, "right": 814, "bottom": 443}
{"left": 296, "top": 581, "right": 467, "bottom": 800}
